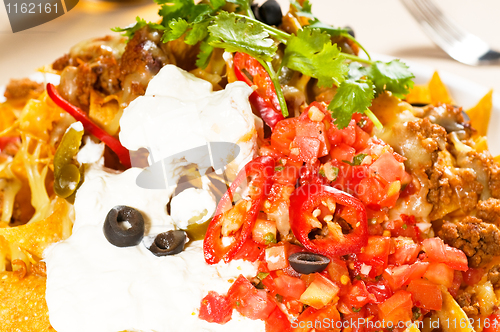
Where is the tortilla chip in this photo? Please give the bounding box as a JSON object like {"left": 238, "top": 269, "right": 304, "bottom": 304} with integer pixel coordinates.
{"left": 433, "top": 286, "right": 474, "bottom": 332}
{"left": 0, "top": 198, "right": 71, "bottom": 259}
{"left": 466, "top": 90, "right": 493, "bottom": 136}
{"left": 0, "top": 271, "right": 54, "bottom": 331}
{"left": 428, "top": 72, "right": 454, "bottom": 105}
{"left": 405, "top": 84, "right": 431, "bottom": 105}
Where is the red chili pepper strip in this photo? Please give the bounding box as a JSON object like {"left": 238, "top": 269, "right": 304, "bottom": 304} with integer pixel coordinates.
{"left": 204, "top": 156, "right": 275, "bottom": 264}
{"left": 289, "top": 184, "right": 368, "bottom": 257}
{"left": 233, "top": 52, "right": 284, "bottom": 129}
{"left": 46, "top": 83, "right": 131, "bottom": 168}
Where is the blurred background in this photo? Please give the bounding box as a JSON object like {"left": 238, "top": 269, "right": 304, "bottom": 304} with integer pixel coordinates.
{"left": 1, "top": 0, "right": 499, "bottom": 92}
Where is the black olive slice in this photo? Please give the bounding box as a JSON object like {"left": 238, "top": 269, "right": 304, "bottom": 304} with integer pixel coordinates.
{"left": 103, "top": 205, "right": 145, "bottom": 247}
{"left": 148, "top": 230, "right": 187, "bottom": 256}
{"left": 288, "top": 252, "right": 330, "bottom": 274}
{"left": 258, "top": 0, "right": 283, "bottom": 27}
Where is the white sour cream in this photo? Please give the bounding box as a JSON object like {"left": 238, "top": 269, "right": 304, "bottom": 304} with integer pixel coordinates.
{"left": 45, "top": 66, "right": 265, "bottom": 331}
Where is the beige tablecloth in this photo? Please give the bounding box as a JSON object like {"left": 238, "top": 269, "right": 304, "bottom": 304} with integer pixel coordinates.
{"left": 1, "top": 0, "right": 499, "bottom": 93}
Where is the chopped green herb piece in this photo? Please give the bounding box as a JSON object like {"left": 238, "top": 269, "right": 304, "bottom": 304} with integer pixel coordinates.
{"left": 275, "top": 166, "right": 284, "bottom": 172}
{"left": 264, "top": 232, "right": 277, "bottom": 245}
{"left": 343, "top": 153, "right": 368, "bottom": 166}
{"left": 319, "top": 169, "right": 326, "bottom": 177}
{"left": 402, "top": 224, "right": 408, "bottom": 230}
{"left": 257, "top": 272, "right": 270, "bottom": 280}
{"left": 352, "top": 307, "right": 361, "bottom": 312}
{"left": 328, "top": 79, "right": 374, "bottom": 129}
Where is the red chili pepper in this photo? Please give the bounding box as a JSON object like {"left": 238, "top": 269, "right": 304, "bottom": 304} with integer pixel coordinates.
{"left": 46, "top": 83, "right": 131, "bottom": 168}
{"left": 233, "top": 52, "right": 284, "bottom": 129}
{"left": 289, "top": 184, "right": 368, "bottom": 257}
{"left": 204, "top": 156, "right": 275, "bottom": 264}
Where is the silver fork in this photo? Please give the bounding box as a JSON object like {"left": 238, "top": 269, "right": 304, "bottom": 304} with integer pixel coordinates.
{"left": 400, "top": 0, "right": 500, "bottom": 66}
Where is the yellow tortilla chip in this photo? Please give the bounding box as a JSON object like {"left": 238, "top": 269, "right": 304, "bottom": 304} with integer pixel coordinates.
{"left": 0, "top": 271, "right": 54, "bottom": 331}
{"left": 433, "top": 286, "right": 474, "bottom": 332}
{"left": 0, "top": 198, "right": 71, "bottom": 259}
{"left": 466, "top": 90, "right": 493, "bottom": 136}
{"left": 428, "top": 71, "right": 454, "bottom": 105}
{"left": 405, "top": 84, "right": 431, "bottom": 105}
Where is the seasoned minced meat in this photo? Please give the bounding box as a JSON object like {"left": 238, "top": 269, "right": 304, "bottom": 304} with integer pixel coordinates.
{"left": 439, "top": 216, "right": 500, "bottom": 267}
{"left": 3, "top": 78, "right": 44, "bottom": 100}
{"left": 406, "top": 118, "right": 447, "bottom": 154}
{"left": 488, "top": 265, "right": 500, "bottom": 289}
{"left": 456, "top": 291, "right": 480, "bottom": 316}
{"left": 477, "top": 198, "right": 500, "bottom": 224}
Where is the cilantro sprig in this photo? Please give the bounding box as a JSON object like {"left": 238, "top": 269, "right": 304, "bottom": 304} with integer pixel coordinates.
{"left": 113, "top": 0, "right": 415, "bottom": 129}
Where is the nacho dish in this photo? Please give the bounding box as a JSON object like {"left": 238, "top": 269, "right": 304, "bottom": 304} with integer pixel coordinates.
{"left": 1, "top": 0, "right": 499, "bottom": 331}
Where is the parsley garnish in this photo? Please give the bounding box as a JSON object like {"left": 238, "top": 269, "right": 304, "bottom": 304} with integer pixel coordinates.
{"left": 264, "top": 232, "right": 277, "bottom": 245}
{"left": 343, "top": 153, "right": 368, "bottom": 166}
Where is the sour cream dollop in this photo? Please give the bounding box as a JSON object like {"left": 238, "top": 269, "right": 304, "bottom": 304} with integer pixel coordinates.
{"left": 45, "top": 66, "right": 265, "bottom": 331}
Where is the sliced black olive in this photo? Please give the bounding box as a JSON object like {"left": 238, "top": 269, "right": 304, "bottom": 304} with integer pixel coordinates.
{"left": 288, "top": 252, "right": 330, "bottom": 274}
{"left": 258, "top": 0, "right": 283, "bottom": 27}
{"left": 148, "top": 230, "right": 187, "bottom": 256}
{"left": 103, "top": 206, "right": 145, "bottom": 247}
{"left": 344, "top": 26, "right": 355, "bottom": 38}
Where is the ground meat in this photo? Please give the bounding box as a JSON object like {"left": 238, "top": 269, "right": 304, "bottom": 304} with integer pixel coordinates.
{"left": 456, "top": 291, "right": 480, "bottom": 316}
{"left": 488, "top": 265, "right": 500, "bottom": 289}
{"left": 52, "top": 53, "right": 70, "bottom": 71}
{"left": 3, "top": 78, "right": 44, "bottom": 100}
{"left": 477, "top": 198, "right": 500, "bottom": 224}
{"left": 406, "top": 118, "right": 447, "bottom": 154}
{"left": 439, "top": 216, "right": 500, "bottom": 267}
{"left": 426, "top": 151, "right": 483, "bottom": 220}
{"left": 422, "top": 103, "right": 471, "bottom": 134}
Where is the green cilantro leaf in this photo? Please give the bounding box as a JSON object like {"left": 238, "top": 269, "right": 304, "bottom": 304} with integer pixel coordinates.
{"left": 289, "top": 0, "right": 314, "bottom": 19}
{"left": 112, "top": 17, "right": 165, "bottom": 40}
{"left": 196, "top": 39, "right": 215, "bottom": 69}
{"left": 257, "top": 272, "right": 269, "bottom": 280}
{"left": 367, "top": 60, "right": 415, "bottom": 98}
{"left": 282, "top": 27, "right": 347, "bottom": 88}
{"left": 163, "top": 18, "right": 190, "bottom": 42}
{"left": 208, "top": 12, "right": 277, "bottom": 61}
{"left": 328, "top": 79, "right": 374, "bottom": 128}
{"left": 343, "top": 153, "right": 368, "bottom": 166}
{"left": 264, "top": 232, "right": 277, "bottom": 245}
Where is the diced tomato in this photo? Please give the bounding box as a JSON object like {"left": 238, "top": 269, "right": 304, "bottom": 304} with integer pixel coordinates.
{"left": 378, "top": 290, "right": 413, "bottom": 327}
{"left": 228, "top": 275, "right": 256, "bottom": 306}
{"left": 463, "top": 267, "right": 485, "bottom": 286}
{"left": 342, "top": 280, "right": 377, "bottom": 309}
{"left": 369, "top": 152, "right": 406, "bottom": 185}
{"left": 326, "top": 258, "right": 350, "bottom": 289}
{"left": 407, "top": 279, "right": 442, "bottom": 311}
{"left": 383, "top": 261, "right": 429, "bottom": 290}
{"left": 233, "top": 238, "right": 265, "bottom": 262}
{"left": 356, "top": 236, "right": 391, "bottom": 277}
{"left": 423, "top": 262, "right": 455, "bottom": 288}
{"left": 340, "top": 120, "right": 357, "bottom": 146}
{"left": 388, "top": 237, "right": 420, "bottom": 266}
{"left": 238, "top": 289, "right": 276, "bottom": 320}
{"left": 365, "top": 280, "right": 393, "bottom": 304}
{"left": 266, "top": 245, "right": 289, "bottom": 271}
{"left": 483, "top": 313, "right": 500, "bottom": 332}
{"left": 448, "top": 270, "right": 463, "bottom": 297}
{"left": 356, "top": 177, "right": 386, "bottom": 208}
{"left": 352, "top": 113, "right": 374, "bottom": 133}
{"left": 422, "top": 238, "right": 468, "bottom": 271}
{"left": 291, "top": 136, "right": 321, "bottom": 162}
{"left": 273, "top": 275, "right": 307, "bottom": 300}
{"left": 271, "top": 118, "right": 298, "bottom": 155}
{"left": 388, "top": 215, "right": 421, "bottom": 243}
{"left": 300, "top": 273, "right": 340, "bottom": 309}
{"left": 352, "top": 125, "right": 370, "bottom": 151}
{"left": 330, "top": 143, "right": 355, "bottom": 163}
{"left": 265, "top": 307, "right": 292, "bottom": 332}
{"left": 295, "top": 118, "right": 330, "bottom": 157}
{"left": 199, "top": 291, "right": 232, "bottom": 324}
{"left": 228, "top": 275, "right": 276, "bottom": 320}
{"left": 273, "top": 165, "right": 299, "bottom": 186}
{"left": 293, "top": 304, "right": 341, "bottom": 332}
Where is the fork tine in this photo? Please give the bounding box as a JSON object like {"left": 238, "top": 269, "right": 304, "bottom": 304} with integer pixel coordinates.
{"left": 417, "top": 0, "right": 466, "bottom": 41}
{"left": 403, "top": 0, "right": 456, "bottom": 47}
